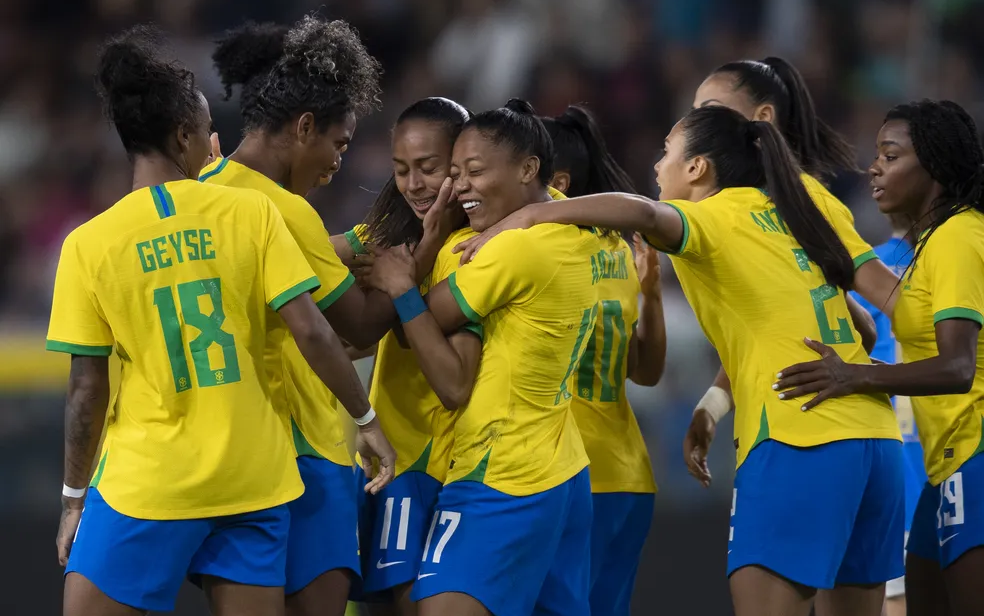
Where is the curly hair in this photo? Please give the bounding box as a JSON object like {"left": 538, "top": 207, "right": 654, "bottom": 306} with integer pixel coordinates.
{"left": 212, "top": 21, "right": 288, "bottom": 114}
{"left": 885, "top": 100, "right": 984, "bottom": 271}
{"left": 95, "top": 25, "right": 200, "bottom": 158}
{"left": 245, "top": 15, "right": 382, "bottom": 132}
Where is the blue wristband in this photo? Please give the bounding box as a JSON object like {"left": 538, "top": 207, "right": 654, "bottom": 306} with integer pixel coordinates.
{"left": 394, "top": 287, "right": 428, "bottom": 323}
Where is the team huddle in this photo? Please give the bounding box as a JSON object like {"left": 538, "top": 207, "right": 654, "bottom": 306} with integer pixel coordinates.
{"left": 44, "top": 12, "right": 984, "bottom": 616}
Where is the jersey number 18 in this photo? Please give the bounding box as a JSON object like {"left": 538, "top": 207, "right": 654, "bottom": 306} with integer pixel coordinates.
{"left": 153, "top": 277, "right": 241, "bottom": 392}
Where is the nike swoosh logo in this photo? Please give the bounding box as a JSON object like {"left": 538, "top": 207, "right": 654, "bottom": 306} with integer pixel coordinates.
{"left": 376, "top": 559, "right": 406, "bottom": 569}
{"left": 940, "top": 534, "right": 959, "bottom": 547}
{"left": 417, "top": 572, "right": 437, "bottom": 580}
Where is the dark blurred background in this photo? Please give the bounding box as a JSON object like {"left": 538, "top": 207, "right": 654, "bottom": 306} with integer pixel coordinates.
{"left": 2, "top": 0, "right": 983, "bottom": 613}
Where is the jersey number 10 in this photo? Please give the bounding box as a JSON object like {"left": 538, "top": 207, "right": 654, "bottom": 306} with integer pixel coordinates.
{"left": 557, "top": 300, "right": 629, "bottom": 404}
{"left": 153, "top": 277, "right": 242, "bottom": 392}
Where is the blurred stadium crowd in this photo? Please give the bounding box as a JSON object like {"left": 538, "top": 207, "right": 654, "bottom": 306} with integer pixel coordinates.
{"left": 0, "top": 0, "right": 982, "bottom": 612}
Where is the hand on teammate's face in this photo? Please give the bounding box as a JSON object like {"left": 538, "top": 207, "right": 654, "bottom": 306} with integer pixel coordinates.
{"left": 421, "top": 177, "right": 463, "bottom": 242}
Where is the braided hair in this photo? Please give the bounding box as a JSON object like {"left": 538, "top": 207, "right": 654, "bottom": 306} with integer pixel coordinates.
{"left": 886, "top": 100, "right": 984, "bottom": 271}
{"left": 243, "top": 15, "right": 382, "bottom": 133}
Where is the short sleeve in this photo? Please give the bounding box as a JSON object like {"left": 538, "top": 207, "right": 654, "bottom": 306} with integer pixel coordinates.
{"left": 802, "top": 175, "right": 877, "bottom": 269}
{"left": 428, "top": 228, "right": 478, "bottom": 290}
{"left": 344, "top": 224, "right": 369, "bottom": 256}
{"left": 927, "top": 226, "right": 984, "bottom": 327}
{"left": 282, "top": 198, "right": 355, "bottom": 311}
{"left": 260, "top": 197, "right": 321, "bottom": 311}
{"left": 46, "top": 232, "right": 115, "bottom": 356}
{"left": 447, "top": 231, "right": 538, "bottom": 323}
{"left": 657, "top": 199, "right": 722, "bottom": 260}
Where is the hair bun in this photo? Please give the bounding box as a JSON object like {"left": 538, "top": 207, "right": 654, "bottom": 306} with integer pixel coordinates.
{"left": 504, "top": 98, "right": 536, "bottom": 116}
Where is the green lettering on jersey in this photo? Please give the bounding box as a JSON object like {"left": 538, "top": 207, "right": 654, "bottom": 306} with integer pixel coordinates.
{"left": 768, "top": 207, "right": 789, "bottom": 234}
{"left": 136, "top": 241, "right": 156, "bottom": 272}
{"left": 590, "top": 249, "right": 630, "bottom": 284}
{"left": 167, "top": 232, "right": 185, "bottom": 263}
{"left": 152, "top": 236, "right": 172, "bottom": 269}
{"left": 200, "top": 229, "right": 215, "bottom": 260}
{"left": 184, "top": 229, "right": 201, "bottom": 260}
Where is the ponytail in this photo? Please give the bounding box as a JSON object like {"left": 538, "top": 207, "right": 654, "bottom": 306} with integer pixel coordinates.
{"left": 680, "top": 106, "right": 855, "bottom": 290}
{"left": 748, "top": 120, "right": 855, "bottom": 289}
{"left": 542, "top": 105, "right": 637, "bottom": 197}
{"left": 712, "top": 57, "right": 859, "bottom": 179}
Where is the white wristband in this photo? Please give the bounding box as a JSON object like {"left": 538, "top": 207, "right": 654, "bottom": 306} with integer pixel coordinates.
{"left": 62, "top": 484, "right": 87, "bottom": 499}
{"left": 695, "top": 386, "right": 732, "bottom": 424}
{"left": 354, "top": 407, "right": 376, "bottom": 427}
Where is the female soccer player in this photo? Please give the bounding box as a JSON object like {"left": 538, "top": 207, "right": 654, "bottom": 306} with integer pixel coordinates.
{"left": 848, "top": 213, "right": 922, "bottom": 616}
{"left": 342, "top": 97, "right": 479, "bottom": 615}
{"left": 542, "top": 105, "right": 664, "bottom": 616}
{"left": 364, "top": 99, "right": 600, "bottom": 616}
{"left": 47, "top": 26, "right": 392, "bottom": 616}
{"left": 205, "top": 17, "right": 421, "bottom": 616}
{"left": 774, "top": 99, "right": 984, "bottom": 616}
{"left": 457, "top": 105, "right": 905, "bottom": 616}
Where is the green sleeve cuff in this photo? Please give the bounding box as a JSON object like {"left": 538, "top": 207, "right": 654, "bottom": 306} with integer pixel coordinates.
{"left": 447, "top": 272, "right": 482, "bottom": 323}
{"left": 852, "top": 250, "right": 878, "bottom": 270}
{"left": 656, "top": 201, "right": 689, "bottom": 255}
{"left": 45, "top": 340, "right": 114, "bottom": 356}
{"left": 344, "top": 228, "right": 366, "bottom": 255}
{"left": 269, "top": 276, "right": 321, "bottom": 311}
{"left": 933, "top": 307, "right": 984, "bottom": 326}
{"left": 315, "top": 273, "right": 355, "bottom": 311}
{"left": 460, "top": 322, "right": 484, "bottom": 339}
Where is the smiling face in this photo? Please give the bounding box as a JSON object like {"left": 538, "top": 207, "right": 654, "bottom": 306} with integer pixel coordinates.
{"left": 291, "top": 111, "right": 356, "bottom": 193}
{"left": 869, "top": 119, "right": 938, "bottom": 216}
{"left": 450, "top": 126, "right": 539, "bottom": 232}
{"left": 392, "top": 119, "right": 455, "bottom": 220}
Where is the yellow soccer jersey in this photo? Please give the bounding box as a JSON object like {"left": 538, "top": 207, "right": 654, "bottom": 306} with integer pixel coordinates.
{"left": 571, "top": 235, "right": 657, "bottom": 494}
{"left": 344, "top": 223, "right": 369, "bottom": 255}
{"left": 46, "top": 180, "right": 315, "bottom": 519}
{"left": 200, "top": 158, "right": 356, "bottom": 465}
{"left": 369, "top": 227, "right": 478, "bottom": 482}
{"left": 656, "top": 187, "right": 900, "bottom": 469}
{"left": 445, "top": 221, "right": 599, "bottom": 496}
{"left": 893, "top": 209, "right": 984, "bottom": 485}
{"left": 801, "top": 173, "right": 878, "bottom": 267}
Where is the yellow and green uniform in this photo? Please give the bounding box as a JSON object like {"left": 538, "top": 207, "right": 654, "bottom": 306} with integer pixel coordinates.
{"left": 200, "top": 158, "right": 356, "bottom": 466}
{"left": 46, "top": 180, "right": 316, "bottom": 519}
{"left": 571, "top": 234, "right": 656, "bottom": 494}
{"left": 893, "top": 209, "right": 984, "bottom": 485}
{"left": 446, "top": 189, "right": 601, "bottom": 495}
{"left": 366, "top": 226, "right": 478, "bottom": 481}
{"left": 657, "top": 187, "right": 900, "bottom": 470}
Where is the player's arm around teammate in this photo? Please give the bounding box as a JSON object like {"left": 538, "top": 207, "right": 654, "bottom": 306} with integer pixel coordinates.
{"left": 49, "top": 25, "right": 392, "bottom": 616}
{"left": 204, "top": 20, "right": 397, "bottom": 616}
{"left": 775, "top": 100, "right": 984, "bottom": 616}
